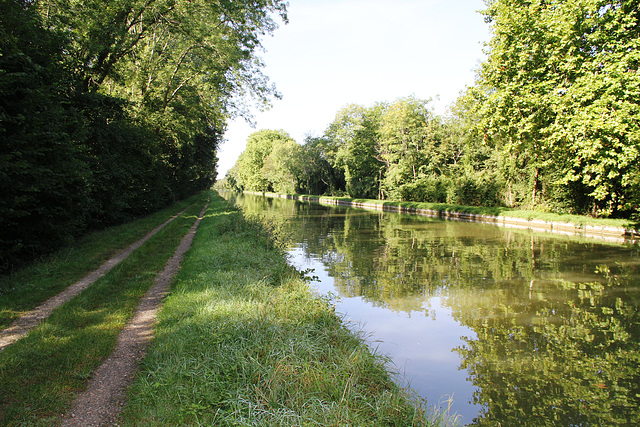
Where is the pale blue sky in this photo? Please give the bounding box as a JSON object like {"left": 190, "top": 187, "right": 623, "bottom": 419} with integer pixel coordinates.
{"left": 218, "top": 0, "right": 492, "bottom": 178}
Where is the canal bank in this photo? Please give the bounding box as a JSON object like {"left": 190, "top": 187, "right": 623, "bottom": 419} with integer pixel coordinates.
{"left": 116, "top": 192, "right": 452, "bottom": 426}
{"left": 226, "top": 191, "right": 640, "bottom": 426}
{"left": 245, "top": 191, "right": 639, "bottom": 243}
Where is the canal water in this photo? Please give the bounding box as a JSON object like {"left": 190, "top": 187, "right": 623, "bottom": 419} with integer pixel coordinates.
{"left": 221, "top": 192, "right": 640, "bottom": 426}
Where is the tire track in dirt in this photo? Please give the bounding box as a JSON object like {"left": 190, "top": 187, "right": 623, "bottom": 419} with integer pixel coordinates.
{"left": 62, "top": 200, "right": 209, "bottom": 426}
{"left": 0, "top": 203, "right": 194, "bottom": 352}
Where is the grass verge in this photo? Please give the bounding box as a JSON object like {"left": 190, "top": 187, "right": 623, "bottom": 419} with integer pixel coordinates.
{"left": 252, "top": 191, "right": 638, "bottom": 232}
{"left": 0, "top": 195, "right": 208, "bottom": 425}
{"left": 118, "top": 193, "right": 454, "bottom": 426}
{"left": 0, "top": 193, "right": 203, "bottom": 329}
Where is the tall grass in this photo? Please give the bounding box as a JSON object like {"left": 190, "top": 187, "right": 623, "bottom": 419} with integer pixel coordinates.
{"left": 119, "top": 194, "right": 456, "bottom": 426}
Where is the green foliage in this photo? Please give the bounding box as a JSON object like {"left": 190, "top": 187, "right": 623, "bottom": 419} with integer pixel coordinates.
{"left": 0, "top": 0, "right": 287, "bottom": 271}
{"left": 0, "top": 0, "right": 91, "bottom": 269}
{"left": 228, "top": 1, "right": 639, "bottom": 219}
{"left": 378, "top": 97, "right": 438, "bottom": 199}
{"left": 297, "top": 136, "right": 346, "bottom": 195}
{"left": 236, "top": 129, "right": 296, "bottom": 192}
{"left": 478, "top": 0, "right": 640, "bottom": 217}
{"left": 328, "top": 104, "right": 383, "bottom": 199}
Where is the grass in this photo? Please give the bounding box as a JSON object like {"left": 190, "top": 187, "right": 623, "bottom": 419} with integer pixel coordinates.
{"left": 118, "top": 193, "right": 456, "bottom": 426}
{"left": 255, "top": 191, "right": 638, "bottom": 232}
{"left": 0, "top": 195, "right": 208, "bottom": 425}
{"left": 0, "top": 193, "right": 203, "bottom": 329}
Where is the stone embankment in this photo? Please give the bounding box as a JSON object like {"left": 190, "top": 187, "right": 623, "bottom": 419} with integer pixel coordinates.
{"left": 247, "top": 192, "right": 639, "bottom": 244}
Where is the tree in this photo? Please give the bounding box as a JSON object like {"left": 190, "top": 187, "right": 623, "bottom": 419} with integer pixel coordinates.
{"left": 326, "top": 105, "right": 383, "bottom": 199}
{"left": 0, "top": 0, "right": 288, "bottom": 272}
{"left": 236, "top": 129, "right": 295, "bottom": 192}
{"left": 478, "top": 0, "right": 640, "bottom": 217}
{"left": 377, "top": 97, "right": 440, "bottom": 200}
{"left": 296, "top": 136, "right": 346, "bottom": 195}
{"left": 0, "top": 0, "right": 90, "bottom": 270}
{"left": 262, "top": 139, "right": 300, "bottom": 194}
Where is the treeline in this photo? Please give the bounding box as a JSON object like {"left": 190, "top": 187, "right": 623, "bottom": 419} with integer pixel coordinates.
{"left": 223, "top": 0, "right": 639, "bottom": 221}
{"left": 0, "top": 0, "right": 286, "bottom": 271}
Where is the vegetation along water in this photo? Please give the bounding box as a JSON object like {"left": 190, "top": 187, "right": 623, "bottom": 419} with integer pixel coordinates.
{"left": 223, "top": 191, "right": 640, "bottom": 426}
{"left": 2, "top": 1, "right": 640, "bottom": 425}
{"left": 0, "top": 192, "right": 452, "bottom": 425}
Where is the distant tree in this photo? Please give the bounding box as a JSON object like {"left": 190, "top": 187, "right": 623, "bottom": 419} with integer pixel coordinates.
{"left": 327, "top": 105, "right": 383, "bottom": 199}
{"left": 377, "top": 97, "right": 439, "bottom": 200}
{"left": 296, "top": 136, "right": 346, "bottom": 195}
{"left": 236, "top": 129, "right": 296, "bottom": 192}
{"left": 262, "top": 139, "right": 300, "bottom": 194}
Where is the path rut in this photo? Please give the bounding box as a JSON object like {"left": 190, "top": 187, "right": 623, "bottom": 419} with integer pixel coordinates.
{"left": 0, "top": 204, "right": 191, "bottom": 352}
{"left": 62, "top": 201, "right": 209, "bottom": 426}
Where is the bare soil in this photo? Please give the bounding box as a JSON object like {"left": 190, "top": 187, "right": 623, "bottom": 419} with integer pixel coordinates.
{"left": 62, "top": 201, "right": 208, "bottom": 426}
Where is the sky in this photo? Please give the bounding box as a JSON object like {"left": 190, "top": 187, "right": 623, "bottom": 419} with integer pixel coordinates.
{"left": 217, "top": 0, "right": 492, "bottom": 178}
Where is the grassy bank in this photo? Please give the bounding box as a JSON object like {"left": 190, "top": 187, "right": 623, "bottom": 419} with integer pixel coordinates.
{"left": 0, "top": 194, "right": 203, "bottom": 329}
{"left": 118, "top": 192, "right": 451, "bottom": 426}
{"left": 0, "top": 195, "right": 208, "bottom": 425}
{"left": 248, "top": 191, "right": 639, "bottom": 236}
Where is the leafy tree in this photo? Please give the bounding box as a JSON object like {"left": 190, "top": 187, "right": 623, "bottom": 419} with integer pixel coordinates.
{"left": 296, "top": 136, "right": 346, "bottom": 195}
{"left": 0, "top": 0, "right": 288, "bottom": 272}
{"left": 478, "top": 0, "right": 640, "bottom": 217}
{"left": 377, "top": 97, "right": 440, "bottom": 200}
{"left": 236, "top": 129, "right": 295, "bottom": 192}
{"left": 0, "top": 0, "right": 90, "bottom": 270}
{"left": 262, "top": 139, "right": 300, "bottom": 194}
{"left": 327, "top": 104, "right": 383, "bottom": 199}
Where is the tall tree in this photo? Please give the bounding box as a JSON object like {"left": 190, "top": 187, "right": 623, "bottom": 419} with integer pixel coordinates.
{"left": 326, "top": 104, "right": 382, "bottom": 199}
{"left": 478, "top": 0, "right": 640, "bottom": 217}
{"left": 1, "top": 0, "right": 90, "bottom": 269}
{"left": 377, "top": 97, "right": 439, "bottom": 200}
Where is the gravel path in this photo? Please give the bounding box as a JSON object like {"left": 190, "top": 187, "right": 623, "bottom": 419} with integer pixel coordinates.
{"left": 62, "top": 201, "right": 209, "bottom": 426}
{"left": 0, "top": 205, "right": 193, "bottom": 353}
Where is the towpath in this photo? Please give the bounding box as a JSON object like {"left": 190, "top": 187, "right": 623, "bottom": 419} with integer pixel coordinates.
{"left": 62, "top": 201, "right": 209, "bottom": 426}
{"left": 0, "top": 204, "right": 191, "bottom": 352}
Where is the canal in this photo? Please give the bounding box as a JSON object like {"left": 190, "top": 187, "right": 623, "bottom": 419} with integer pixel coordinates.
{"left": 221, "top": 191, "right": 640, "bottom": 426}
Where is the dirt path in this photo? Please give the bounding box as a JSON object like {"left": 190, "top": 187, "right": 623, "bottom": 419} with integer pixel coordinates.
{"left": 0, "top": 204, "right": 192, "bottom": 353}
{"left": 62, "top": 201, "right": 209, "bottom": 426}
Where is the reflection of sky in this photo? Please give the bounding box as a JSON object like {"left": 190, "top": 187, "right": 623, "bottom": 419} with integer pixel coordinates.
{"left": 288, "top": 247, "right": 482, "bottom": 424}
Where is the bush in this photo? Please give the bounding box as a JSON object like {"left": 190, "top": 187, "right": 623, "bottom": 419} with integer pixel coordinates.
{"left": 397, "top": 176, "right": 449, "bottom": 203}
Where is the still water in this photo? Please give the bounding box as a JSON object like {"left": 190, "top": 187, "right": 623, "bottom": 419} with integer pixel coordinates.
{"left": 221, "top": 192, "right": 640, "bottom": 426}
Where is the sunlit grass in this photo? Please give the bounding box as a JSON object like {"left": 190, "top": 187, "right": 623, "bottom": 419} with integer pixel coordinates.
{"left": 0, "top": 196, "right": 208, "bottom": 425}
{"left": 0, "top": 193, "right": 204, "bottom": 329}
{"left": 119, "top": 194, "right": 457, "bottom": 426}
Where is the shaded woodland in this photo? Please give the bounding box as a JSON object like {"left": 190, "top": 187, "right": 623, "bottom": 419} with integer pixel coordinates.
{"left": 1, "top": 0, "right": 287, "bottom": 271}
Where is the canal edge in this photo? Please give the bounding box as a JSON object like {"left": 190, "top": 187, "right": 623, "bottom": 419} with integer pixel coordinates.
{"left": 242, "top": 191, "right": 639, "bottom": 244}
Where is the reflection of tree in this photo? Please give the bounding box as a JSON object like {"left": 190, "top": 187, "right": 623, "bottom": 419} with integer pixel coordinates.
{"left": 224, "top": 193, "right": 640, "bottom": 425}
{"left": 451, "top": 269, "right": 640, "bottom": 426}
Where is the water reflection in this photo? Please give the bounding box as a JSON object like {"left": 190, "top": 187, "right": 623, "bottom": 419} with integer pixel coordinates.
{"left": 221, "top": 192, "right": 640, "bottom": 425}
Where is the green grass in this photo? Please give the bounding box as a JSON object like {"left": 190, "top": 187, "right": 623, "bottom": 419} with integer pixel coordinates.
{"left": 270, "top": 192, "right": 638, "bottom": 232}
{"left": 0, "top": 193, "right": 203, "bottom": 329}
{"left": 0, "top": 195, "right": 208, "bottom": 425}
{"left": 118, "top": 193, "right": 455, "bottom": 426}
